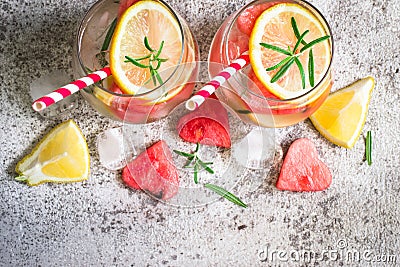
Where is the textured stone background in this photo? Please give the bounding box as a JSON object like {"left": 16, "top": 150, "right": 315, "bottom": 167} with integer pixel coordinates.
{"left": 1, "top": 0, "right": 399, "bottom": 266}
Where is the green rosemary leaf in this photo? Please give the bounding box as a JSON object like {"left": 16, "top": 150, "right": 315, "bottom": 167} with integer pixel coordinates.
{"left": 149, "top": 66, "right": 157, "bottom": 86}
{"left": 155, "top": 40, "right": 165, "bottom": 58}
{"left": 270, "top": 57, "right": 295, "bottom": 83}
{"left": 158, "top": 58, "right": 169, "bottom": 62}
{"left": 132, "top": 54, "right": 152, "bottom": 61}
{"left": 144, "top": 36, "right": 154, "bottom": 52}
{"left": 154, "top": 69, "right": 163, "bottom": 85}
{"left": 194, "top": 164, "right": 199, "bottom": 184}
{"left": 293, "top": 30, "right": 309, "bottom": 53}
{"left": 125, "top": 56, "right": 149, "bottom": 68}
{"left": 260, "top": 17, "right": 330, "bottom": 92}
{"left": 300, "top": 35, "right": 330, "bottom": 52}
{"left": 294, "top": 57, "right": 306, "bottom": 89}
{"left": 266, "top": 57, "right": 292, "bottom": 71}
{"left": 174, "top": 143, "right": 215, "bottom": 186}
{"left": 366, "top": 131, "right": 372, "bottom": 165}
{"left": 260, "top": 43, "right": 292, "bottom": 56}
{"left": 154, "top": 60, "right": 162, "bottom": 71}
{"left": 198, "top": 159, "right": 214, "bottom": 174}
{"left": 101, "top": 18, "right": 117, "bottom": 52}
{"left": 204, "top": 184, "right": 248, "bottom": 208}
{"left": 173, "top": 150, "right": 194, "bottom": 158}
{"left": 237, "top": 109, "right": 253, "bottom": 114}
{"left": 291, "top": 17, "right": 307, "bottom": 45}
{"left": 308, "top": 49, "right": 315, "bottom": 87}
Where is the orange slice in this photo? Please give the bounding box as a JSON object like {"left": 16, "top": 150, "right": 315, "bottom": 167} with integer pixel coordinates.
{"left": 249, "top": 3, "right": 331, "bottom": 99}
{"left": 110, "top": 0, "right": 183, "bottom": 95}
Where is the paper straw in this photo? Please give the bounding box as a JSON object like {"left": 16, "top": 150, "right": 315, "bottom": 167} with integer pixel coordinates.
{"left": 185, "top": 51, "right": 250, "bottom": 111}
{"left": 32, "top": 67, "right": 112, "bottom": 112}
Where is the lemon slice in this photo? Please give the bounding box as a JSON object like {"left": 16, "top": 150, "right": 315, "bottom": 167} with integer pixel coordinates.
{"left": 249, "top": 3, "right": 331, "bottom": 99}
{"left": 310, "top": 77, "right": 375, "bottom": 148}
{"left": 110, "top": 0, "right": 183, "bottom": 95}
{"left": 15, "top": 120, "right": 90, "bottom": 186}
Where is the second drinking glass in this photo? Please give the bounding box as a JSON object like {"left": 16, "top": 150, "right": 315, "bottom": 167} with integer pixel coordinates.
{"left": 209, "top": 0, "right": 334, "bottom": 128}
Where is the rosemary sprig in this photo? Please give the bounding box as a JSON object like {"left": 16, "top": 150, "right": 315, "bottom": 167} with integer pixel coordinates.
{"left": 300, "top": 35, "right": 331, "bottom": 53}
{"left": 265, "top": 57, "right": 292, "bottom": 72}
{"left": 366, "top": 131, "right": 372, "bottom": 165}
{"left": 293, "top": 30, "right": 309, "bottom": 53}
{"left": 144, "top": 36, "right": 155, "bottom": 52}
{"left": 292, "top": 17, "right": 316, "bottom": 87}
{"left": 174, "top": 144, "right": 247, "bottom": 208}
{"left": 260, "top": 43, "right": 292, "bottom": 56}
{"left": 291, "top": 17, "right": 307, "bottom": 46}
{"left": 125, "top": 56, "right": 149, "bottom": 68}
{"left": 174, "top": 143, "right": 214, "bottom": 184}
{"left": 96, "top": 18, "right": 118, "bottom": 68}
{"left": 270, "top": 57, "right": 295, "bottom": 83}
{"left": 260, "top": 17, "right": 330, "bottom": 89}
{"left": 308, "top": 49, "right": 315, "bottom": 87}
{"left": 101, "top": 18, "right": 117, "bottom": 52}
{"left": 294, "top": 57, "right": 305, "bottom": 89}
{"left": 204, "top": 184, "right": 248, "bottom": 208}
{"left": 124, "top": 36, "right": 168, "bottom": 86}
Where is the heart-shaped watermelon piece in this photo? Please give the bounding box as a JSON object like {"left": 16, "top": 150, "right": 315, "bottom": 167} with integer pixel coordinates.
{"left": 276, "top": 138, "right": 332, "bottom": 192}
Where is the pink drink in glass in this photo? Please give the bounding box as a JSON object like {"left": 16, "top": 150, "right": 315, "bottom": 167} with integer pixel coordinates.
{"left": 208, "top": 0, "right": 333, "bottom": 127}
{"left": 74, "top": 0, "right": 199, "bottom": 123}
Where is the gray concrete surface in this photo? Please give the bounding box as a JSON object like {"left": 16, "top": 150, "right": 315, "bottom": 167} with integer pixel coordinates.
{"left": 1, "top": 0, "right": 399, "bottom": 266}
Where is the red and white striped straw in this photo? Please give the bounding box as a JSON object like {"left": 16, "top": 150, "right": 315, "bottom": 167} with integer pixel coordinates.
{"left": 32, "top": 67, "right": 112, "bottom": 112}
{"left": 185, "top": 51, "right": 250, "bottom": 111}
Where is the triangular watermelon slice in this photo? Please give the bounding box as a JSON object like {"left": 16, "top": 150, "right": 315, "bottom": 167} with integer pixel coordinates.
{"left": 122, "top": 140, "right": 179, "bottom": 200}
{"left": 177, "top": 98, "right": 231, "bottom": 148}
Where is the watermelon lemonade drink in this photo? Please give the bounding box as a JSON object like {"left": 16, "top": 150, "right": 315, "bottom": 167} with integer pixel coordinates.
{"left": 209, "top": 0, "right": 333, "bottom": 127}
{"left": 73, "top": 0, "right": 198, "bottom": 123}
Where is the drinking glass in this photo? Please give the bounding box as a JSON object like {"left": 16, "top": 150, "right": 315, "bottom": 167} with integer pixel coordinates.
{"left": 72, "top": 0, "right": 199, "bottom": 124}
{"left": 208, "top": 0, "right": 333, "bottom": 128}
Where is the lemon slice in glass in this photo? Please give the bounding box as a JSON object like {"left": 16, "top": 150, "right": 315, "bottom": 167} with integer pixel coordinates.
{"left": 249, "top": 3, "right": 331, "bottom": 99}
{"left": 310, "top": 77, "right": 375, "bottom": 148}
{"left": 15, "top": 120, "right": 90, "bottom": 186}
{"left": 110, "top": 0, "right": 183, "bottom": 95}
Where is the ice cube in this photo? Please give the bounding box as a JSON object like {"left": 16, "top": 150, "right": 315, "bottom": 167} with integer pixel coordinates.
{"left": 233, "top": 127, "right": 277, "bottom": 169}
{"left": 97, "top": 127, "right": 136, "bottom": 171}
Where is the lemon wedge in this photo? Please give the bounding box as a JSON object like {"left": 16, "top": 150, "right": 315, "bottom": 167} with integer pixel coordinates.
{"left": 310, "top": 76, "right": 375, "bottom": 148}
{"left": 110, "top": 0, "right": 183, "bottom": 95}
{"left": 15, "top": 120, "right": 90, "bottom": 186}
{"left": 249, "top": 3, "right": 331, "bottom": 99}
